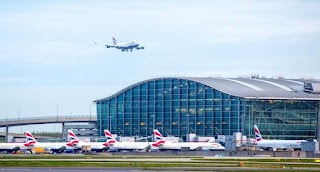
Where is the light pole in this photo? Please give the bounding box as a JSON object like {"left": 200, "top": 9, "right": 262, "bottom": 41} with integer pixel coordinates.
{"left": 19, "top": 105, "right": 22, "bottom": 134}
{"left": 246, "top": 104, "right": 253, "bottom": 147}
{"left": 151, "top": 115, "right": 155, "bottom": 141}
{"left": 56, "top": 105, "right": 59, "bottom": 121}
{"left": 90, "top": 104, "right": 92, "bottom": 120}
{"left": 185, "top": 114, "right": 190, "bottom": 141}
{"left": 18, "top": 105, "right": 20, "bottom": 123}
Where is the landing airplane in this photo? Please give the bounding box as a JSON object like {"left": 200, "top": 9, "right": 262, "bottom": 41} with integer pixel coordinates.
{"left": 103, "top": 130, "right": 151, "bottom": 152}
{"left": 152, "top": 129, "right": 225, "bottom": 151}
{"left": 67, "top": 130, "right": 109, "bottom": 152}
{"left": 95, "top": 37, "right": 146, "bottom": 52}
{"left": 254, "top": 124, "right": 306, "bottom": 151}
{"left": 24, "top": 131, "right": 67, "bottom": 154}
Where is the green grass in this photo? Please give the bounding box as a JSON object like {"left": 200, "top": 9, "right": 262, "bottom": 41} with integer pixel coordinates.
{"left": 1, "top": 156, "right": 320, "bottom": 170}
{"left": 0, "top": 160, "right": 320, "bottom": 169}
{"left": 0, "top": 161, "right": 237, "bottom": 168}
{"left": 192, "top": 158, "right": 318, "bottom": 163}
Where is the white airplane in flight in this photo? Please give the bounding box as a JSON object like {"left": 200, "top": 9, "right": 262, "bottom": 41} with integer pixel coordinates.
{"left": 254, "top": 124, "right": 306, "bottom": 151}
{"left": 0, "top": 142, "right": 27, "bottom": 153}
{"left": 67, "top": 129, "right": 109, "bottom": 152}
{"left": 24, "top": 131, "right": 68, "bottom": 154}
{"left": 103, "top": 130, "right": 151, "bottom": 152}
{"left": 152, "top": 129, "right": 225, "bottom": 151}
{"left": 95, "top": 37, "right": 146, "bottom": 52}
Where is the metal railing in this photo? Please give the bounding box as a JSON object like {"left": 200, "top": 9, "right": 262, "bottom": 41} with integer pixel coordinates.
{"left": 0, "top": 115, "right": 96, "bottom": 122}
{"left": 0, "top": 115, "right": 97, "bottom": 127}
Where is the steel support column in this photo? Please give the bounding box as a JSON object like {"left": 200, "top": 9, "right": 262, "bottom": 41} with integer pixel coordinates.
{"left": 5, "top": 125, "right": 8, "bottom": 143}
{"left": 317, "top": 103, "right": 320, "bottom": 140}
{"left": 62, "top": 122, "right": 65, "bottom": 140}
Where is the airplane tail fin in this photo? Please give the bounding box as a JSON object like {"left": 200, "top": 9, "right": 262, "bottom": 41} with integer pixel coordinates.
{"left": 104, "top": 129, "right": 116, "bottom": 140}
{"left": 153, "top": 129, "right": 164, "bottom": 141}
{"left": 67, "top": 129, "right": 79, "bottom": 146}
{"left": 152, "top": 129, "right": 165, "bottom": 147}
{"left": 24, "top": 131, "right": 37, "bottom": 147}
{"left": 104, "top": 129, "right": 117, "bottom": 146}
{"left": 112, "top": 37, "right": 117, "bottom": 45}
{"left": 254, "top": 124, "right": 263, "bottom": 142}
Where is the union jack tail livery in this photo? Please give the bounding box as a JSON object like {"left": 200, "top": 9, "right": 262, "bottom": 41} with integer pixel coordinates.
{"left": 103, "top": 129, "right": 117, "bottom": 146}
{"left": 104, "top": 129, "right": 115, "bottom": 140}
{"left": 67, "top": 129, "right": 79, "bottom": 147}
{"left": 112, "top": 37, "right": 117, "bottom": 45}
{"left": 152, "top": 129, "right": 165, "bottom": 147}
{"left": 24, "top": 131, "right": 37, "bottom": 147}
{"left": 254, "top": 124, "right": 263, "bottom": 142}
{"left": 153, "top": 129, "right": 164, "bottom": 140}
{"left": 152, "top": 139, "right": 165, "bottom": 147}
{"left": 103, "top": 139, "right": 116, "bottom": 147}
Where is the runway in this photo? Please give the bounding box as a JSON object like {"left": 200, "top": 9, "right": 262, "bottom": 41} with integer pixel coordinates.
{"left": 1, "top": 167, "right": 320, "bottom": 172}
{"left": 0, "top": 168, "right": 151, "bottom": 172}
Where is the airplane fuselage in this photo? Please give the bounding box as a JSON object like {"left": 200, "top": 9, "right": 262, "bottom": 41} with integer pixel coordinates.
{"left": 71, "top": 141, "right": 108, "bottom": 152}
{"left": 114, "top": 42, "right": 140, "bottom": 50}
{"left": 108, "top": 141, "right": 151, "bottom": 151}
{"left": 27, "top": 142, "right": 69, "bottom": 153}
{"left": 157, "top": 142, "right": 225, "bottom": 151}
{"left": 0, "top": 143, "right": 26, "bottom": 153}
{"left": 255, "top": 139, "right": 305, "bottom": 150}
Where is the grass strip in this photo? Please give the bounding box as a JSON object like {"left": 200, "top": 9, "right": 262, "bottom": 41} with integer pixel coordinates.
{"left": 0, "top": 161, "right": 237, "bottom": 168}
{"left": 192, "top": 158, "right": 318, "bottom": 163}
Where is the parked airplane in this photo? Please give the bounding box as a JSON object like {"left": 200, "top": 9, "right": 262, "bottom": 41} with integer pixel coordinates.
{"left": 152, "top": 129, "right": 225, "bottom": 151}
{"left": 95, "top": 37, "right": 146, "bottom": 52}
{"left": 0, "top": 142, "right": 26, "bottom": 153}
{"left": 24, "top": 131, "right": 67, "bottom": 154}
{"left": 103, "top": 130, "right": 151, "bottom": 152}
{"left": 254, "top": 124, "right": 306, "bottom": 151}
{"left": 67, "top": 130, "right": 108, "bottom": 152}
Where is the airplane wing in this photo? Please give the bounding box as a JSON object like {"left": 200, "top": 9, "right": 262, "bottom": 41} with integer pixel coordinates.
{"left": 105, "top": 45, "right": 116, "bottom": 48}
{"left": 94, "top": 42, "right": 116, "bottom": 48}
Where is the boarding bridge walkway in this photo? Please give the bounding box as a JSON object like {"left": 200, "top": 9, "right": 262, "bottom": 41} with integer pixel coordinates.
{"left": 0, "top": 115, "right": 96, "bottom": 127}
{"left": 0, "top": 115, "right": 97, "bottom": 142}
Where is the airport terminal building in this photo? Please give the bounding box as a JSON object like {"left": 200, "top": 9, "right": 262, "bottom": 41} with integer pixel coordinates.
{"left": 95, "top": 77, "right": 320, "bottom": 140}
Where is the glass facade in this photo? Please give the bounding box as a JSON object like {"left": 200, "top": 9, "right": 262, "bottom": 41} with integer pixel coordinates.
{"left": 247, "top": 100, "right": 318, "bottom": 140}
{"left": 96, "top": 78, "right": 319, "bottom": 140}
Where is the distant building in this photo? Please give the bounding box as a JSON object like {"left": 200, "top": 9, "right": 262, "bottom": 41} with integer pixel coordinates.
{"left": 95, "top": 77, "right": 320, "bottom": 140}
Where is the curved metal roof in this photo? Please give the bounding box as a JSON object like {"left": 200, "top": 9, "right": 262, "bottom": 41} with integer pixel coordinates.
{"left": 95, "top": 77, "right": 320, "bottom": 102}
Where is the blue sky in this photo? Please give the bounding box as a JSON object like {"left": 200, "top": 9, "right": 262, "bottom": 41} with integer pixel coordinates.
{"left": 1, "top": 0, "right": 320, "bottom": 132}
